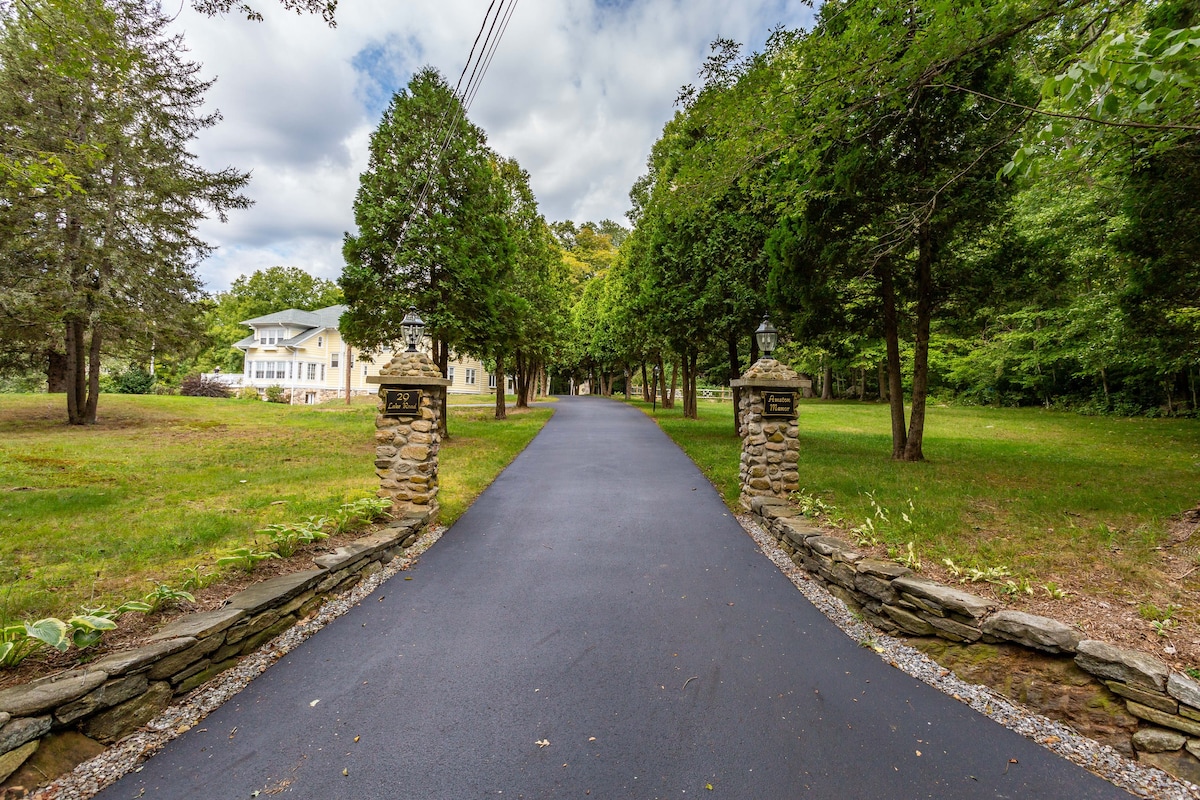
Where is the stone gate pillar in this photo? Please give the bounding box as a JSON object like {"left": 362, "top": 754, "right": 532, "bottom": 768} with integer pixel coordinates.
{"left": 367, "top": 352, "right": 452, "bottom": 519}
{"left": 731, "top": 359, "right": 803, "bottom": 510}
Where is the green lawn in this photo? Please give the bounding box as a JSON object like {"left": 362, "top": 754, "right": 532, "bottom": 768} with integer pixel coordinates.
{"left": 636, "top": 397, "right": 1200, "bottom": 616}
{"left": 0, "top": 394, "right": 551, "bottom": 621}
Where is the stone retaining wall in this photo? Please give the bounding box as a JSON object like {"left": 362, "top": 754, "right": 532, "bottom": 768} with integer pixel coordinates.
{"left": 747, "top": 495, "right": 1200, "bottom": 786}
{"left": 0, "top": 512, "right": 430, "bottom": 790}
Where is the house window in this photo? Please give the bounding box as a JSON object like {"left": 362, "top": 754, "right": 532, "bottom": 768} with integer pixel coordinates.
{"left": 304, "top": 392, "right": 316, "bottom": 405}
{"left": 348, "top": 351, "right": 355, "bottom": 368}
{"left": 320, "top": 364, "right": 325, "bottom": 381}
{"left": 331, "top": 352, "right": 339, "bottom": 369}
{"left": 317, "top": 336, "right": 323, "bottom": 348}
{"left": 362, "top": 365, "right": 368, "bottom": 377}
{"left": 447, "top": 366, "right": 455, "bottom": 382}
{"left": 488, "top": 373, "right": 496, "bottom": 389}
{"left": 465, "top": 368, "right": 476, "bottom": 385}
{"left": 307, "top": 363, "right": 317, "bottom": 381}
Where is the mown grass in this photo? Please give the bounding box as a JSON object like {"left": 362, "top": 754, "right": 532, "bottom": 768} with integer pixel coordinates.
{"left": 635, "top": 398, "right": 1200, "bottom": 612}
{"left": 0, "top": 394, "right": 551, "bottom": 622}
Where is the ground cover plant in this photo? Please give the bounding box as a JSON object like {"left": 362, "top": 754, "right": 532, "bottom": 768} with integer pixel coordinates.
{"left": 635, "top": 398, "right": 1200, "bottom": 669}
{"left": 0, "top": 394, "right": 551, "bottom": 629}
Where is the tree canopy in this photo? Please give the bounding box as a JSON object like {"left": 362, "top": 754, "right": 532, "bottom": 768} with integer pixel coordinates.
{"left": 0, "top": 0, "right": 249, "bottom": 423}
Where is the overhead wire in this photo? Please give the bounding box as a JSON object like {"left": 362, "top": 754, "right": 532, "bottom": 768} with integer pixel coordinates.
{"left": 392, "top": 0, "right": 515, "bottom": 253}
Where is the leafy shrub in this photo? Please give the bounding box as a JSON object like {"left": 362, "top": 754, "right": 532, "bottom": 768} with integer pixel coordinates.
{"left": 260, "top": 517, "right": 330, "bottom": 557}
{"left": 112, "top": 366, "right": 155, "bottom": 395}
{"left": 180, "top": 374, "right": 233, "bottom": 398}
{"left": 264, "top": 384, "right": 288, "bottom": 403}
{"left": 144, "top": 583, "right": 195, "bottom": 612}
{"left": 236, "top": 386, "right": 261, "bottom": 401}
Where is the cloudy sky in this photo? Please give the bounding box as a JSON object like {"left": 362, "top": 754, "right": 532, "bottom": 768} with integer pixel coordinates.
{"left": 177, "top": 0, "right": 816, "bottom": 292}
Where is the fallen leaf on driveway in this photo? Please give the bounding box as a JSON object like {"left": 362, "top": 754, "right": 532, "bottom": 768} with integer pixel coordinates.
{"left": 536, "top": 739, "right": 550, "bottom": 748}
{"left": 310, "top": 699, "right": 320, "bottom": 707}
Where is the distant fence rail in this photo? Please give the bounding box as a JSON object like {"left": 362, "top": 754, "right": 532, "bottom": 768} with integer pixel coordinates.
{"left": 628, "top": 386, "right": 734, "bottom": 402}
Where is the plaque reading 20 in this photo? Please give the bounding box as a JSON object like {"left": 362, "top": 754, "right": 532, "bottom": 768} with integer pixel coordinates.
{"left": 762, "top": 391, "right": 796, "bottom": 418}
{"left": 383, "top": 388, "right": 421, "bottom": 417}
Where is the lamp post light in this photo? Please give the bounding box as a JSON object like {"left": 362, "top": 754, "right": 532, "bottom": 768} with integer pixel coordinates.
{"left": 755, "top": 314, "right": 778, "bottom": 359}
{"left": 401, "top": 307, "right": 425, "bottom": 353}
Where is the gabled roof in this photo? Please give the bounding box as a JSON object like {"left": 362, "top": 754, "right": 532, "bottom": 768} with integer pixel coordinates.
{"left": 241, "top": 304, "right": 347, "bottom": 329}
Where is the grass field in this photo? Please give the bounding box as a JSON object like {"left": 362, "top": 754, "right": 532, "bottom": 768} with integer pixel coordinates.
{"left": 638, "top": 398, "right": 1200, "bottom": 621}
{"left": 0, "top": 394, "right": 551, "bottom": 622}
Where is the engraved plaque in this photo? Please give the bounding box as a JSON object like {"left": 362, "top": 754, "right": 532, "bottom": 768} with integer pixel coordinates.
{"left": 762, "top": 390, "right": 796, "bottom": 418}
{"left": 383, "top": 388, "right": 421, "bottom": 417}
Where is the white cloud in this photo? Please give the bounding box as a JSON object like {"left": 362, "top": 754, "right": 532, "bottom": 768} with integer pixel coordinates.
{"left": 179, "top": 0, "right": 814, "bottom": 291}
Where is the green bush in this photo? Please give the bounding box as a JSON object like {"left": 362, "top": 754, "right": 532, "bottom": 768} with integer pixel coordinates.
{"left": 264, "top": 385, "right": 288, "bottom": 403}
{"left": 112, "top": 366, "right": 155, "bottom": 395}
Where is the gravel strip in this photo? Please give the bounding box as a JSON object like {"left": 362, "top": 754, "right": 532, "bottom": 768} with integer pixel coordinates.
{"left": 735, "top": 513, "right": 1200, "bottom": 800}
{"left": 31, "top": 525, "right": 447, "bottom": 800}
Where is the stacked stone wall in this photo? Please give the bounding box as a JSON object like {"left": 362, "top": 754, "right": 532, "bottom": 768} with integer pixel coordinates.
{"left": 0, "top": 513, "right": 430, "bottom": 791}
{"left": 747, "top": 495, "right": 1200, "bottom": 786}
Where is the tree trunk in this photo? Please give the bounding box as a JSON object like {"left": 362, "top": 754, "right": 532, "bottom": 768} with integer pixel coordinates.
{"left": 435, "top": 339, "right": 449, "bottom": 438}
{"left": 877, "top": 360, "right": 888, "bottom": 402}
{"left": 821, "top": 363, "right": 833, "bottom": 401}
{"left": 881, "top": 266, "right": 907, "bottom": 459}
{"left": 344, "top": 345, "right": 353, "bottom": 405}
{"left": 514, "top": 351, "right": 530, "bottom": 408}
{"left": 641, "top": 362, "right": 650, "bottom": 401}
{"left": 667, "top": 359, "right": 679, "bottom": 409}
{"left": 728, "top": 334, "right": 741, "bottom": 433}
{"left": 65, "top": 319, "right": 84, "bottom": 424}
{"left": 902, "top": 222, "right": 933, "bottom": 462}
{"left": 682, "top": 349, "right": 699, "bottom": 419}
{"left": 657, "top": 354, "right": 668, "bottom": 409}
{"left": 494, "top": 354, "right": 507, "bottom": 420}
{"left": 47, "top": 349, "right": 67, "bottom": 393}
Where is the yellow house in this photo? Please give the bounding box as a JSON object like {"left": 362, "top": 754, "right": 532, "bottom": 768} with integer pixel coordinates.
{"left": 233, "top": 305, "right": 506, "bottom": 403}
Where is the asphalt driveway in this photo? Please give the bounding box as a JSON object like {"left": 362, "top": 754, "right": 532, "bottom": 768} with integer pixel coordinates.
{"left": 95, "top": 396, "right": 1130, "bottom": 799}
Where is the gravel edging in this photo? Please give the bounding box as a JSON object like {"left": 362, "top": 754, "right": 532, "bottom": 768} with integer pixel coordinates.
{"left": 734, "top": 513, "right": 1200, "bottom": 800}
{"left": 30, "top": 525, "right": 447, "bottom": 800}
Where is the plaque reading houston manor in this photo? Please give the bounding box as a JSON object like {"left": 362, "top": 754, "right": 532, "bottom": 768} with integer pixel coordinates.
{"left": 382, "top": 387, "right": 422, "bottom": 417}
{"left": 762, "top": 390, "right": 796, "bottom": 418}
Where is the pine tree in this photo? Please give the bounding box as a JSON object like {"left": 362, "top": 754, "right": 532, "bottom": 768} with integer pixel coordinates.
{"left": 0, "top": 0, "right": 250, "bottom": 423}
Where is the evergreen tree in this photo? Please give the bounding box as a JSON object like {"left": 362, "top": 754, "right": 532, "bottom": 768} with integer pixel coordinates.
{"left": 0, "top": 0, "right": 250, "bottom": 423}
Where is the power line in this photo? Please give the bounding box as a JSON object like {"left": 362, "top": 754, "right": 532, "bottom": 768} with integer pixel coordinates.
{"left": 393, "top": 0, "right": 517, "bottom": 254}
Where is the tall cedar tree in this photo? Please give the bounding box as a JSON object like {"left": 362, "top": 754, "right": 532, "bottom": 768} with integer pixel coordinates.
{"left": 341, "top": 67, "right": 513, "bottom": 430}
{"left": 0, "top": 0, "right": 250, "bottom": 423}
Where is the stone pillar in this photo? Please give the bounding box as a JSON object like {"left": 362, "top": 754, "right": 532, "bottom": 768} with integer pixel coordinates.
{"left": 367, "top": 352, "right": 452, "bottom": 519}
{"left": 731, "top": 358, "right": 803, "bottom": 510}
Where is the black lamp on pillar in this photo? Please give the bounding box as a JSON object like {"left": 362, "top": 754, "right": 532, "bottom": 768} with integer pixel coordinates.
{"left": 401, "top": 307, "right": 425, "bottom": 353}
{"left": 755, "top": 314, "right": 778, "bottom": 358}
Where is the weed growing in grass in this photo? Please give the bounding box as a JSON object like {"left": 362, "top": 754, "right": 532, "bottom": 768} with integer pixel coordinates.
{"left": 69, "top": 601, "right": 151, "bottom": 649}
{"left": 1187, "top": 667, "right": 1200, "bottom": 681}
